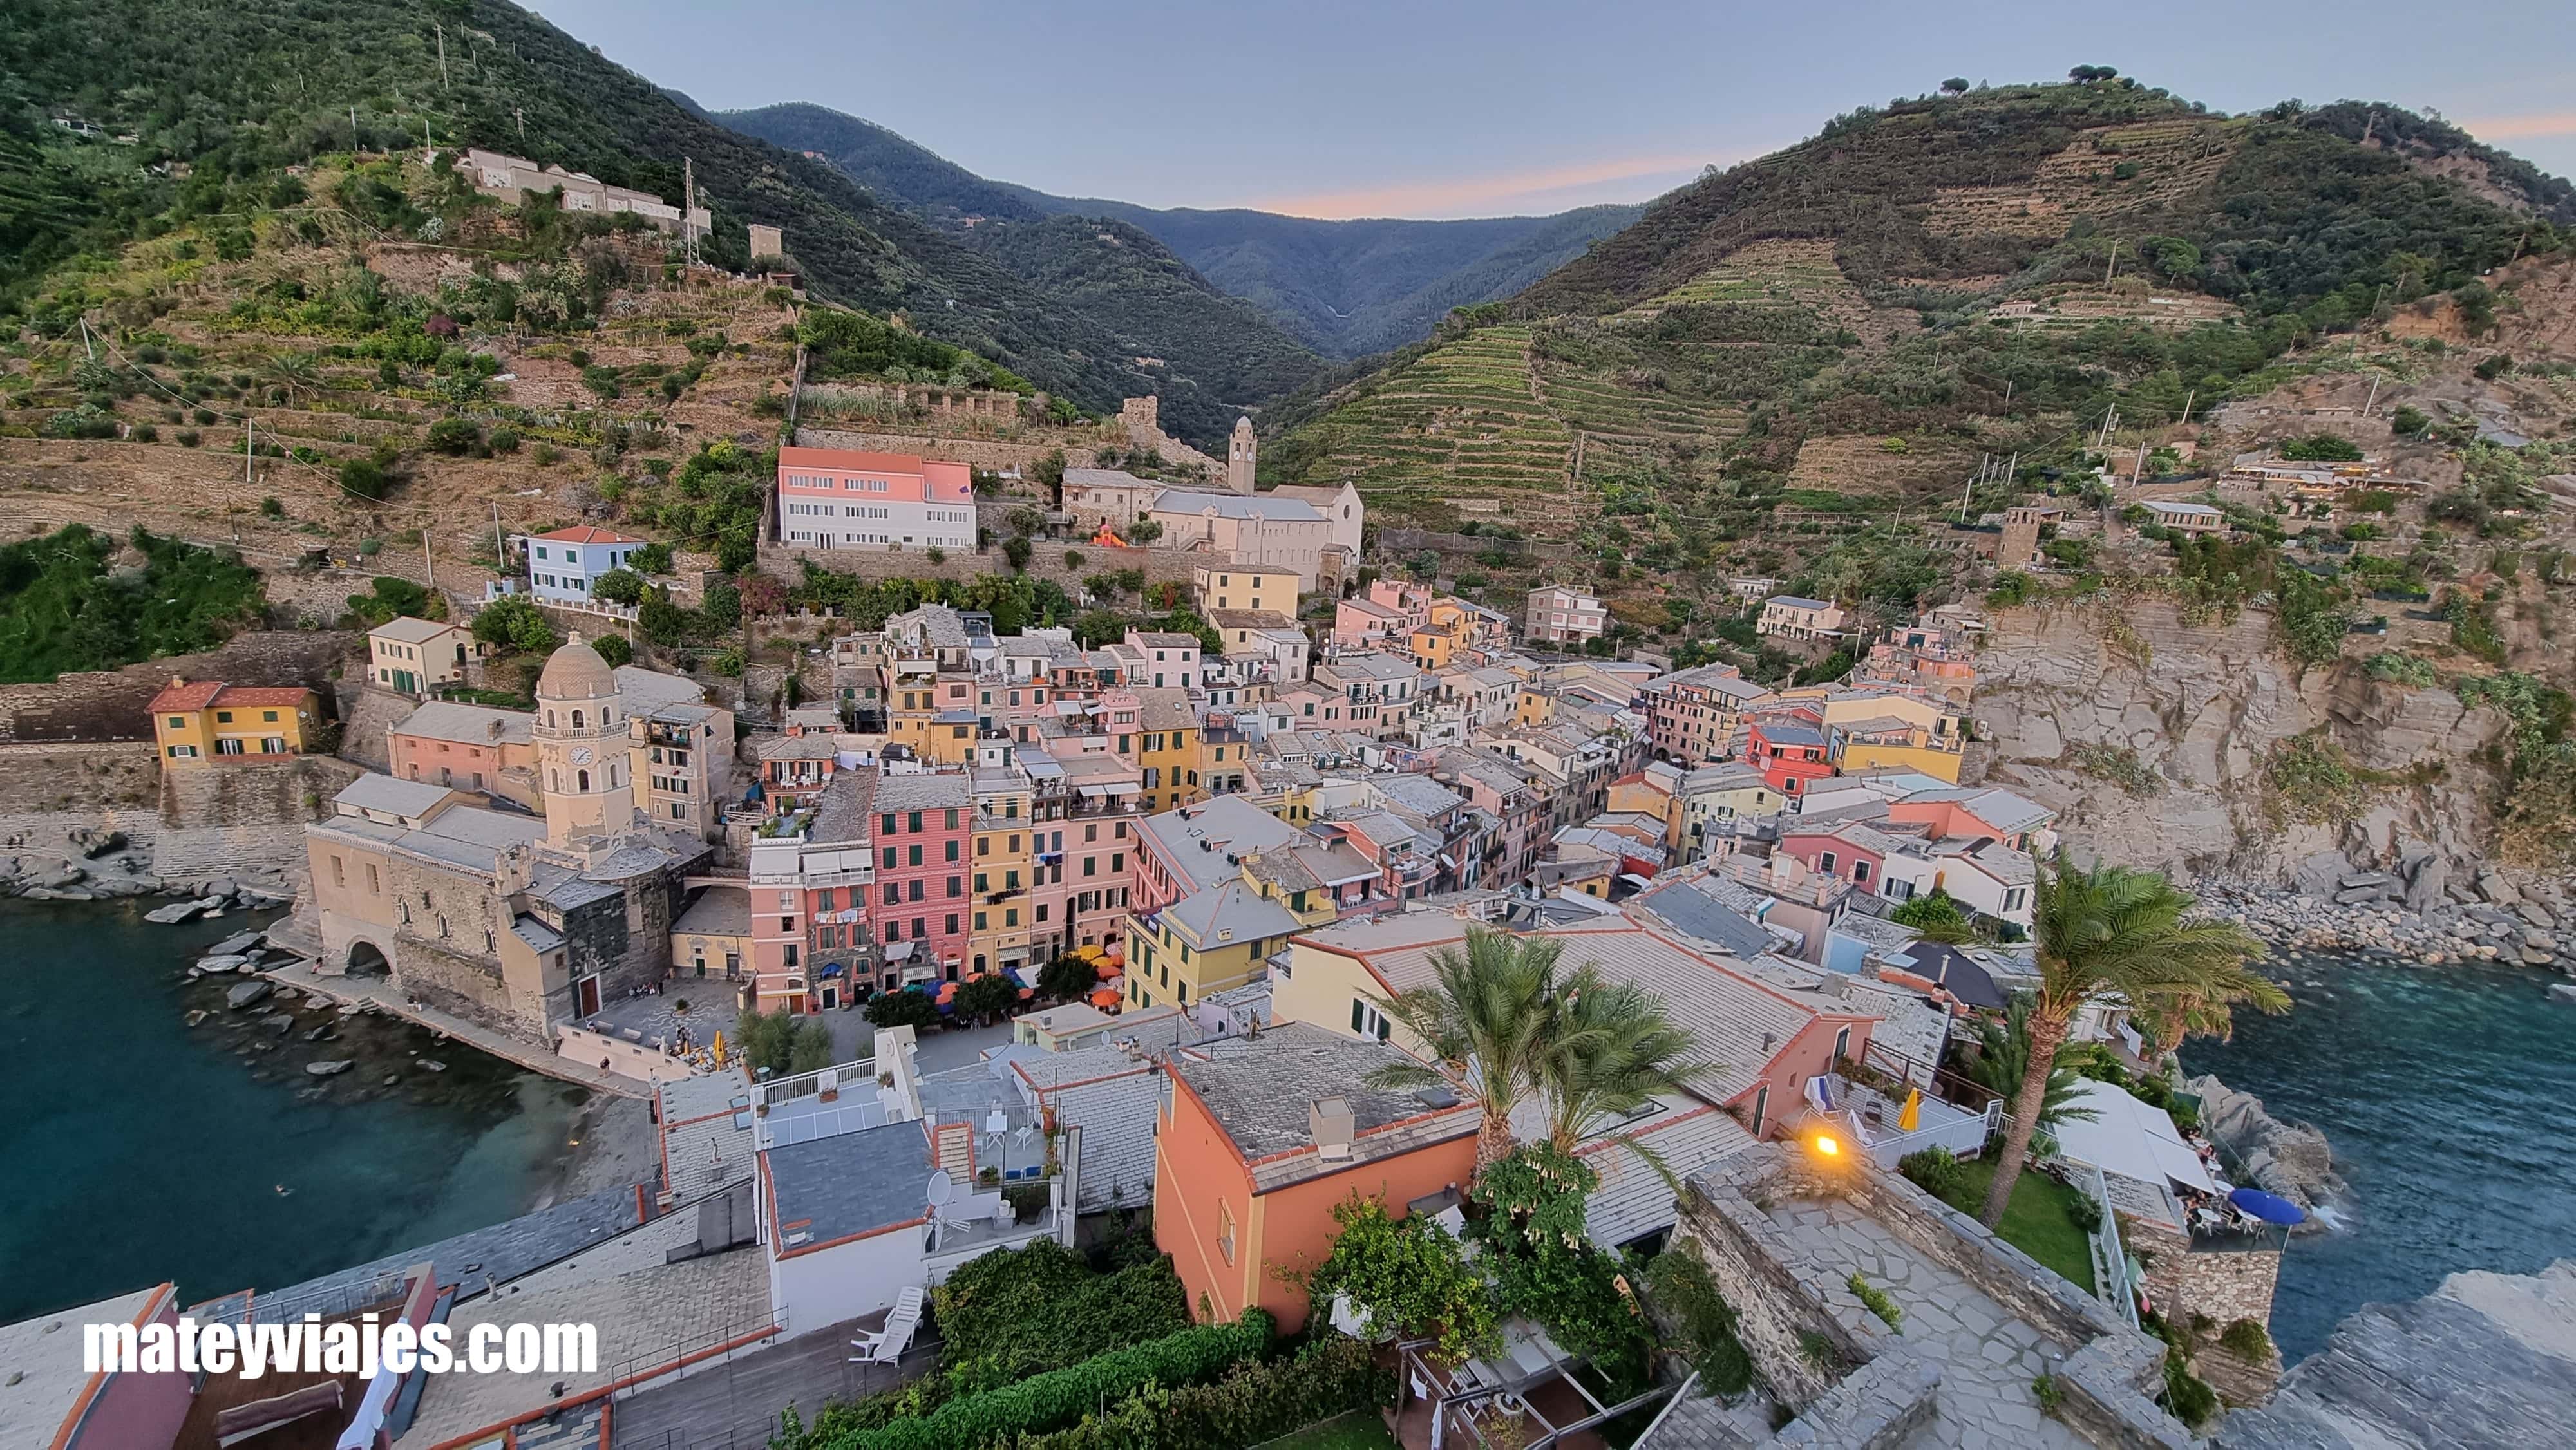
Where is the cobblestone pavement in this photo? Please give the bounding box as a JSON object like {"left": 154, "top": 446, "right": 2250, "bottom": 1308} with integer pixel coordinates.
{"left": 1767, "top": 1198, "right": 2087, "bottom": 1449}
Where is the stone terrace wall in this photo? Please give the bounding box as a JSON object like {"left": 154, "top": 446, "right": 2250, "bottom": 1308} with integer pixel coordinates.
{"left": 0, "top": 630, "right": 359, "bottom": 743}
{"left": 756, "top": 538, "right": 1202, "bottom": 592}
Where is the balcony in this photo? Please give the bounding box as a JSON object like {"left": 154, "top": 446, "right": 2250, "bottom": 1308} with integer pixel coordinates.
{"left": 1806, "top": 1072, "right": 1998, "bottom": 1170}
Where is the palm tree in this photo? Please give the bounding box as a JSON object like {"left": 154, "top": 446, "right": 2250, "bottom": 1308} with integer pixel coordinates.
{"left": 1964, "top": 995, "right": 2100, "bottom": 1145}
{"left": 1540, "top": 974, "right": 1711, "bottom": 1158}
{"left": 260, "top": 351, "right": 321, "bottom": 408}
{"left": 1978, "top": 851, "right": 2283, "bottom": 1227}
{"left": 1366, "top": 928, "right": 1563, "bottom": 1175}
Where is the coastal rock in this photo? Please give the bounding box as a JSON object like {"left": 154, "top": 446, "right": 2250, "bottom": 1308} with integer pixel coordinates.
{"left": 2548, "top": 984, "right": 2576, "bottom": 1004}
{"left": 194, "top": 954, "right": 251, "bottom": 975}
{"left": 306, "top": 1060, "right": 354, "bottom": 1077}
{"left": 2291, "top": 851, "right": 2351, "bottom": 899}
{"left": 35, "top": 865, "right": 86, "bottom": 889}
{"left": 2185, "top": 1073, "right": 2344, "bottom": 1218}
{"left": 2216, "top": 1260, "right": 2576, "bottom": 1450}
{"left": 301, "top": 1025, "right": 334, "bottom": 1042}
{"left": 2515, "top": 900, "right": 2557, "bottom": 929}
{"left": 260, "top": 1013, "right": 294, "bottom": 1036}
{"left": 417, "top": 1059, "right": 446, "bottom": 1073}
{"left": 79, "top": 831, "right": 127, "bottom": 860}
{"left": 2475, "top": 867, "right": 2522, "bottom": 905}
{"left": 144, "top": 899, "right": 206, "bottom": 924}
{"left": 210, "top": 930, "right": 263, "bottom": 957}
{"left": 224, "top": 981, "right": 272, "bottom": 1010}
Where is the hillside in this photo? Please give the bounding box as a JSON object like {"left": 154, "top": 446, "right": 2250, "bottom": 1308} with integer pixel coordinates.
{"left": 714, "top": 101, "right": 1643, "bottom": 358}
{"left": 0, "top": 0, "right": 1305, "bottom": 448}
{"left": 1265, "top": 79, "right": 2568, "bottom": 563}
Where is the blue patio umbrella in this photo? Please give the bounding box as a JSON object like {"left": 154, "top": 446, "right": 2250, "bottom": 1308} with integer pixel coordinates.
{"left": 2228, "top": 1188, "right": 2306, "bottom": 1225}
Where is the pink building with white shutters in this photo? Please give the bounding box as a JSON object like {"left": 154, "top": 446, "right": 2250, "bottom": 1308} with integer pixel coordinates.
{"left": 777, "top": 447, "right": 979, "bottom": 552}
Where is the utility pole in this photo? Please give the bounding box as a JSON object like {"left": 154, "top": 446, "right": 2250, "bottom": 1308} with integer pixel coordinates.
{"left": 492, "top": 501, "right": 506, "bottom": 572}
{"left": 514, "top": 107, "right": 527, "bottom": 144}
{"left": 2362, "top": 376, "right": 2381, "bottom": 418}
{"left": 422, "top": 520, "right": 436, "bottom": 590}
{"left": 683, "top": 157, "right": 697, "bottom": 268}
{"left": 2179, "top": 388, "right": 2195, "bottom": 427}
{"left": 79, "top": 317, "right": 95, "bottom": 362}
{"left": 244, "top": 413, "right": 254, "bottom": 492}
{"left": 436, "top": 23, "right": 448, "bottom": 87}
{"left": 2104, "top": 239, "right": 2119, "bottom": 288}
{"left": 351, "top": 105, "right": 359, "bottom": 149}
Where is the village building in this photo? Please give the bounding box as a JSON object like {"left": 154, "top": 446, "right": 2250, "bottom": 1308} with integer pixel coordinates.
{"left": 1524, "top": 583, "right": 1609, "bottom": 645}
{"left": 366, "top": 615, "right": 484, "bottom": 695}
{"left": 1757, "top": 594, "right": 1848, "bottom": 641}
{"left": 1144, "top": 489, "right": 1335, "bottom": 590}
{"left": 301, "top": 637, "right": 709, "bottom": 1042}
{"left": 775, "top": 446, "right": 978, "bottom": 554}
{"left": 149, "top": 679, "right": 323, "bottom": 763}
{"left": 519, "top": 524, "right": 650, "bottom": 603}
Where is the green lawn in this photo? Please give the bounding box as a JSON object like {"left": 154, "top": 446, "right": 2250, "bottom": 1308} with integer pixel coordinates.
{"left": 1937, "top": 1160, "right": 2098, "bottom": 1295}
{"left": 1260, "top": 1411, "right": 1399, "bottom": 1450}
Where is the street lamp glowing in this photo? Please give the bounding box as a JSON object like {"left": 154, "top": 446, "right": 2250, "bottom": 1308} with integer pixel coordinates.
{"left": 1814, "top": 1133, "right": 1841, "bottom": 1158}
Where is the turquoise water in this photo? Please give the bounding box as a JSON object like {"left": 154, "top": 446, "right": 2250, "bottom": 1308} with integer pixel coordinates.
{"left": 2183, "top": 952, "right": 2576, "bottom": 1362}
{"left": 0, "top": 898, "right": 593, "bottom": 1324}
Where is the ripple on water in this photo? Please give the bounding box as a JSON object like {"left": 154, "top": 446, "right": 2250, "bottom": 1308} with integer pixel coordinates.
{"left": 2185, "top": 953, "right": 2576, "bottom": 1362}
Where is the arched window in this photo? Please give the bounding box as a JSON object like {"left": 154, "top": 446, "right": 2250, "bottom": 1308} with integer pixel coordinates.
{"left": 545, "top": 710, "right": 556, "bottom": 728}
{"left": 572, "top": 710, "right": 585, "bottom": 730}
{"left": 551, "top": 770, "right": 560, "bottom": 791}
{"left": 577, "top": 769, "right": 591, "bottom": 791}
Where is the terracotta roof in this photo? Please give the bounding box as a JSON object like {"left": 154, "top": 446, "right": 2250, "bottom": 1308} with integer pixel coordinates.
{"left": 531, "top": 525, "right": 647, "bottom": 545}
{"left": 194, "top": 684, "right": 312, "bottom": 709}
{"left": 777, "top": 446, "right": 926, "bottom": 474}
{"left": 149, "top": 679, "right": 225, "bottom": 712}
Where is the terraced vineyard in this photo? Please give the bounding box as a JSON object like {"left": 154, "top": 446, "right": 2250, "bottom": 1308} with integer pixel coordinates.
{"left": 1924, "top": 118, "right": 2244, "bottom": 240}
{"left": 1281, "top": 325, "right": 1577, "bottom": 524}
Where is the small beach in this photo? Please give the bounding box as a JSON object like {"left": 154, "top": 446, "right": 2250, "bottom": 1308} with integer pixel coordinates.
{"left": 0, "top": 897, "right": 652, "bottom": 1323}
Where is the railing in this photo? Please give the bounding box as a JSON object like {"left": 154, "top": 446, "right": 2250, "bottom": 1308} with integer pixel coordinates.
{"left": 2070, "top": 1162, "right": 2143, "bottom": 1330}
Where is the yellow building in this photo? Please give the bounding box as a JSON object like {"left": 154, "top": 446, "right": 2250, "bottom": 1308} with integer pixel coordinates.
{"left": 1191, "top": 563, "right": 1302, "bottom": 619}
{"left": 1126, "top": 878, "right": 1302, "bottom": 1011}
{"left": 149, "top": 679, "right": 323, "bottom": 763}
{"left": 970, "top": 771, "right": 1040, "bottom": 977}
{"left": 1132, "top": 689, "right": 1202, "bottom": 814}
{"left": 1835, "top": 740, "right": 1965, "bottom": 783}
{"left": 670, "top": 885, "right": 752, "bottom": 981}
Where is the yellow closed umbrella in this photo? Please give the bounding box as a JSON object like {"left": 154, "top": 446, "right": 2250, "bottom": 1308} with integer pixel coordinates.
{"left": 1898, "top": 1088, "right": 1922, "bottom": 1133}
{"left": 710, "top": 1030, "right": 728, "bottom": 1067}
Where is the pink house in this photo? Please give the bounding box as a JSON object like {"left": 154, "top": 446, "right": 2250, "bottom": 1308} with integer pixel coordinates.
{"left": 776, "top": 446, "right": 978, "bottom": 553}
{"left": 1332, "top": 579, "right": 1432, "bottom": 649}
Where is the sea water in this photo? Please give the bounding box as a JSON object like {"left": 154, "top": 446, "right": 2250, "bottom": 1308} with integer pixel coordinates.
{"left": 2183, "top": 951, "right": 2576, "bottom": 1361}
{"left": 0, "top": 898, "right": 591, "bottom": 1323}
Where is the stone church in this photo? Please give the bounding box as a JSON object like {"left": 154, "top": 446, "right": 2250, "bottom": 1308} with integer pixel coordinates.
{"left": 301, "top": 636, "right": 712, "bottom": 1041}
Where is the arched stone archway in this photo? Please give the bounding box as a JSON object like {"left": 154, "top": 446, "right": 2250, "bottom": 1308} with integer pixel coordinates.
{"left": 346, "top": 939, "right": 392, "bottom": 977}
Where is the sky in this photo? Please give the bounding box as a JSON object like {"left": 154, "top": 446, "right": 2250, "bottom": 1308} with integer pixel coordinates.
{"left": 527, "top": 0, "right": 2576, "bottom": 220}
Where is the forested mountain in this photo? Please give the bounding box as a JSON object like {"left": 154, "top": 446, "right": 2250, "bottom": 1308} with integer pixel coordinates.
{"left": 715, "top": 101, "right": 1644, "bottom": 358}
{"left": 1265, "top": 77, "right": 2569, "bottom": 554}
{"left": 0, "top": 0, "right": 1309, "bottom": 446}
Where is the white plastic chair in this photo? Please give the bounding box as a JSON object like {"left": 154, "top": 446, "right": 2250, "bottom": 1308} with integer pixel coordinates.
{"left": 849, "top": 1286, "right": 925, "bottom": 1364}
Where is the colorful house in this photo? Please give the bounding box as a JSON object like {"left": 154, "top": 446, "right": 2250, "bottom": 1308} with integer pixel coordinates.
{"left": 149, "top": 679, "right": 323, "bottom": 763}
{"left": 367, "top": 615, "right": 483, "bottom": 695}
{"left": 1745, "top": 715, "right": 1834, "bottom": 798}
{"left": 520, "top": 525, "right": 649, "bottom": 603}
{"left": 1154, "top": 1024, "right": 1481, "bottom": 1331}
{"left": 867, "top": 770, "right": 976, "bottom": 979}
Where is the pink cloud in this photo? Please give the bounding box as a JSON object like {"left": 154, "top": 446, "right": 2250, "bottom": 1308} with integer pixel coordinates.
{"left": 2459, "top": 110, "right": 2576, "bottom": 140}
{"left": 1250, "top": 151, "right": 1730, "bottom": 220}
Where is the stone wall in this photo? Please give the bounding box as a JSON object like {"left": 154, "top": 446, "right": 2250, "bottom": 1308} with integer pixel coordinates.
{"left": 1769, "top": 1356, "right": 1940, "bottom": 1449}
{"left": 0, "top": 740, "right": 162, "bottom": 812}
{"left": 334, "top": 684, "right": 420, "bottom": 773}
{"left": 396, "top": 934, "right": 529, "bottom": 1035}
{"left": 755, "top": 537, "right": 1202, "bottom": 591}
{"left": 0, "top": 630, "right": 359, "bottom": 743}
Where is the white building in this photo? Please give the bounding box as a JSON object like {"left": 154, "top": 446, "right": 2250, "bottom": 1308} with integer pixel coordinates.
{"left": 1526, "top": 585, "right": 1608, "bottom": 645}
{"left": 519, "top": 525, "right": 650, "bottom": 603}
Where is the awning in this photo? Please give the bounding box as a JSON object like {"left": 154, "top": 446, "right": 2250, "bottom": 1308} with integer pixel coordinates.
{"left": 884, "top": 941, "right": 918, "bottom": 962}
{"left": 818, "top": 962, "right": 846, "bottom": 979}
{"left": 1076, "top": 784, "right": 1115, "bottom": 798}
{"left": 2053, "top": 1078, "right": 2217, "bottom": 1194}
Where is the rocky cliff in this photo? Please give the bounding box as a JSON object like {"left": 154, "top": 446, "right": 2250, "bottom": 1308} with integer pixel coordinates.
{"left": 1970, "top": 599, "right": 2508, "bottom": 889}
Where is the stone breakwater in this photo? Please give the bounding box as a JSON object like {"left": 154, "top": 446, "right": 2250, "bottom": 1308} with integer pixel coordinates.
{"left": 2197, "top": 866, "right": 2576, "bottom": 977}
{"left": 0, "top": 825, "right": 293, "bottom": 909}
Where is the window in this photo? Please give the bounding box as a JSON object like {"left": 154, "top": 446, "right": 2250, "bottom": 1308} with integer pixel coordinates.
{"left": 1833, "top": 1026, "right": 1852, "bottom": 1064}
{"left": 1750, "top": 1086, "right": 1770, "bottom": 1137}
{"left": 908, "top": 844, "right": 923, "bottom": 867}
{"left": 908, "top": 880, "right": 925, "bottom": 902}
{"left": 909, "top": 811, "right": 923, "bottom": 833}
{"left": 1818, "top": 851, "right": 1836, "bottom": 873}
{"left": 1852, "top": 861, "right": 1871, "bottom": 885}
{"left": 882, "top": 846, "right": 899, "bottom": 869}
{"left": 945, "top": 914, "right": 960, "bottom": 936}
{"left": 945, "top": 840, "right": 960, "bottom": 862}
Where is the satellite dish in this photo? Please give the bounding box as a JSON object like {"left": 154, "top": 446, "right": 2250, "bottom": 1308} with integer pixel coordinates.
{"left": 926, "top": 1171, "right": 954, "bottom": 1207}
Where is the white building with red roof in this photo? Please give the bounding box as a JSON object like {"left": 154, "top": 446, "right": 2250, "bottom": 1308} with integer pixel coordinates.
{"left": 516, "top": 524, "right": 650, "bottom": 603}
{"left": 775, "top": 446, "right": 978, "bottom": 554}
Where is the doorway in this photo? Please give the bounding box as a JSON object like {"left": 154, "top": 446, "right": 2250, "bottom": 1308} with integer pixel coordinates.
{"left": 576, "top": 974, "right": 601, "bottom": 1017}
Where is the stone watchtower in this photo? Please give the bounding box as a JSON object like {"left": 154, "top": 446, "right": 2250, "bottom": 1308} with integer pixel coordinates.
{"left": 1228, "top": 415, "right": 1257, "bottom": 494}
{"left": 534, "top": 634, "right": 635, "bottom": 843}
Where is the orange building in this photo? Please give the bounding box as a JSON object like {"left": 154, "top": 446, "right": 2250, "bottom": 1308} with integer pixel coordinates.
{"left": 148, "top": 679, "right": 323, "bottom": 763}
{"left": 1155, "top": 1023, "right": 1479, "bottom": 1332}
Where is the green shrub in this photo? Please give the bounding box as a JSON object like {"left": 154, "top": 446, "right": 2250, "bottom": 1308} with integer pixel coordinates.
{"left": 176, "top": 429, "right": 202, "bottom": 447}
{"left": 591, "top": 633, "right": 633, "bottom": 666}
{"left": 425, "top": 418, "right": 480, "bottom": 455}
{"left": 1008, "top": 1337, "right": 1385, "bottom": 1450}
{"left": 339, "top": 455, "right": 394, "bottom": 502}
{"left": 932, "top": 1239, "right": 1189, "bottom": 1383}
{"left": 2279, "top": 433, "right": 2364, "bottom": 462}
{"left": 2219, "top": 1317, "right": 2273, "bottom": 1360}
{"left": 2065, "top": 1189, "right": 2104, "bottom": 1234}
{"left": 822, "top": 1313, "right": 1273, "bottom": 1450}
{"left": 1846, "top": 1274, "right": 1902, "bottom": 1331}
{"left": 1644, "top": 1252, "right": 1752, "bottom": 1395}
{"left": 489, "top": 427, "right": 522, "bottom": 453}
{"left": 589, "top": 569, "right": 646, "bottom": 605}
{"left": 1899, "top": 1147, "right": 1967, "bottom": 1201}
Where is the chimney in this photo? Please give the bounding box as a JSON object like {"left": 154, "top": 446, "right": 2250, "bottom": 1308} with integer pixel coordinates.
{"left": 1310, "top": 1097, "right": 1355, "bottom": 1160}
